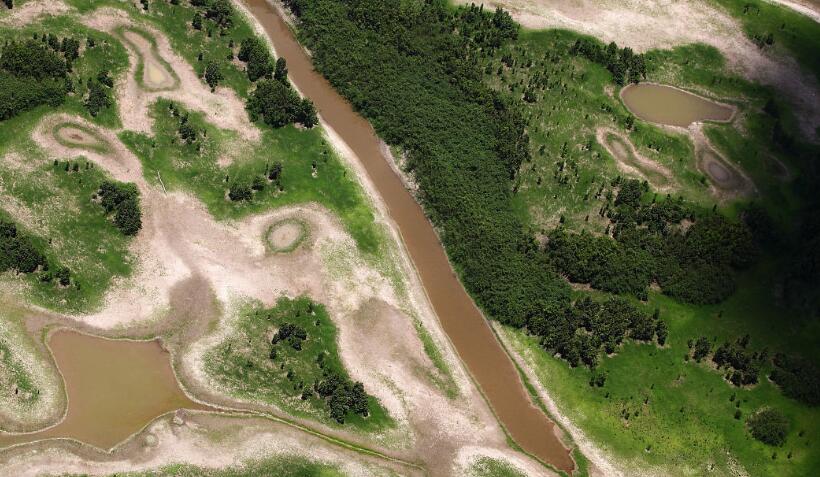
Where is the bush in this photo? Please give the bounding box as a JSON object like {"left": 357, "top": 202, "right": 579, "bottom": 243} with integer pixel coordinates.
{"left": 228, "top": 183, "right": 252, "bottom": 201}
{"left": 98, "top": 181, "right": 142, "bottom": 235}
{"left": 204, "top": 61, "right": 223, "bottom": 91}
{"left": 747, "top": 408, "right": 789, "bottom": 446}
{"left": 247, "top": 79, "right": 315, "bottom": 128}
{"left": 0, "top": 219, "right": 46, "bottom": 273}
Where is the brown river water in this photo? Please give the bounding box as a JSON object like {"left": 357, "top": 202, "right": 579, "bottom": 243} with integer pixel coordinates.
{"left": 621, "top": 83, "right": 733, "bottom": 127}
{"left": 0, "top": 330, "right": 205, "bottom": 450}
{"left": 242, "top": 0, "right": 574, "bottom": 471}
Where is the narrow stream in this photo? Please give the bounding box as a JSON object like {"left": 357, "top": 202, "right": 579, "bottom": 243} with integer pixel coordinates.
{"left": 241, "top": 0, "right": 574, "bottom": 472}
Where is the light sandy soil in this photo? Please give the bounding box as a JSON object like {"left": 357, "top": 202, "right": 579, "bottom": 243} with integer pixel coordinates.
{"left": 267, "top": 221, "right": 305, "bottom": 251}
{"left": 457, "top": 0, "right": 820, "bottom": 139}
{"left": 0, "top": 5, "right": 552, "bottom": 474}
{"left": 595, "top": 127, "right": 675, "bottom": 191}
{"left": 0, "top": 0, "right": 70, "bottom": 27}
{"left": 83, "top": 7, "right": 259, "bottom": 141}
{"left": 0, "top": 411, "right": 418, "bottom": 477}
{"left": 120, "top": 30, "right": 178, "bottom": 91}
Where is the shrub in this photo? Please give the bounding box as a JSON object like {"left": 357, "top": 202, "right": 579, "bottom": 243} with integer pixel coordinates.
{"left": 747, "top": 408, "right": 789, "bottom": 446}
{"left": 98, "top": 181, "right": 142, "bottom": 235}
{"left": 228, "top": 183, "right": 252, "bottom": 201}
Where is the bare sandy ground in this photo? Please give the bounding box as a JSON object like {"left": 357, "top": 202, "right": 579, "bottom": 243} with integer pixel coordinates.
{"left": 0, "top": 412, "right": 417, "bottom": 477}
{"left": 0, "top": 4, "right": 552, "bottom": 474}
{"left": 595, "top": 127, "right": 675, "bottom": 192}
{"left": 457, "top": 0, "right": 820, "bottom": 139}
{"left": 0, "top": 0, "right": 70, "bottom": 27}
{"left": 83, "top": 7, "right": 259, "bottom": 141}
{"left": 267, "top": 220, "right": 305, "bottom": 250}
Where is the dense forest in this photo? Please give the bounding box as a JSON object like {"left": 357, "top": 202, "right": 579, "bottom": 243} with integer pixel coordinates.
{"left": 0, "top": 37, "right": 72, "bottom": 120}
{"left": 281, "top": 0, "right": 820, "bottom": 407}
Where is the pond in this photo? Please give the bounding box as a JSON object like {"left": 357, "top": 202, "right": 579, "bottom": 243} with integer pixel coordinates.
{"left": 621, "top": 83, "right": 733, "bottom": 127}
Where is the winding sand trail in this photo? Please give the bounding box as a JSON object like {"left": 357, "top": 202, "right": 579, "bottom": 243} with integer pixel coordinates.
{"left": 82, "top": 7, "right": 259, "bottom": 141}
{"left": 0, "top": 4, "right": 555, "bottom": 476}
{"left": 596, "top": 127, "right": 675, "bottom": 191}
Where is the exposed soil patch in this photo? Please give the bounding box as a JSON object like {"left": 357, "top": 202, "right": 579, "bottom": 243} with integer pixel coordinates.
{"left": 119, "top": 29, "right": 178, "bottom": 91}
{"left": 266, "top": 219, "right": 308, "bottom": 253}
{"left": 82, "top": 7, "right": 259, "bottom": 141}
{"left": 691, "top": 125, "right": 756, "bottom": 200}
{"left": 596, "top": 128, "right": 674, "bottom": 191}
{"left": 0, "top": 0, "right": 70, "bottom": 27}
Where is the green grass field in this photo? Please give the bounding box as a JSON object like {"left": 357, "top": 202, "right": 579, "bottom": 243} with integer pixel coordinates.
{"left": 204, "top": 297, "right": 394, "bottom": 433}
{"left": 60, "top": 455, "right": 360, "bottom": 477}
{"left": 120, "top": 100, "right": 382, "bottom": 255}
{"left": 482, "top": 6, "right": 820, "bottom": 477}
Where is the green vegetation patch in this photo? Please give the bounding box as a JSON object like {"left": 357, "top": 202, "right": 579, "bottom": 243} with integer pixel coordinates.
{"left": 59, "top": 454, "right": 350, "bottom": 477}
{"left": 204, "top": 297, "right": 393, "bottom": 432}
{"left": 120, "top": 100, "right": 381, "bottom": 255}
{"left": 468, "top": 457, "right": 527, "bottom": 477}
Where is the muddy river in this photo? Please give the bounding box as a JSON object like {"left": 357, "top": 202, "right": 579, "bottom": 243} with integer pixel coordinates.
{"left": 0, "top": 330, "right": 204, "bottom": 450}
{"left": 621, "top": 83, "right": 733, "bottom": 127}
{"left": 242, "top": 0, "right": 574, "bottom": 472}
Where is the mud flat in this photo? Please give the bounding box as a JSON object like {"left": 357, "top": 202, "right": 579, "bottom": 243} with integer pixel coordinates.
{"left": 620, "top": 83, "right": 734, "bottom": 127}
{"left": 240, "top": 0, "right": 575, "bottom": 472}
{"left": 697, "top": 146, "right": 755, "bottom": 198}
{"left": 0, "top": 330, "right": 207, "bottom": 451}
{"left": 119, "top": 29, "right": 178, "bottom": 91}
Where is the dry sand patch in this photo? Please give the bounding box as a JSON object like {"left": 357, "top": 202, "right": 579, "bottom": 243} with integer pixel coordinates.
{"left": 82, "top": 7, "right": 259, "bottom": 141}
{"left": 0, "top": 0, "right": 70, "bottom": 27}
{"left": 596, "top": 128, "right": 675, "bottom": 191}
{"left": 120, "top": 29, "right": 178, "bottom": 91}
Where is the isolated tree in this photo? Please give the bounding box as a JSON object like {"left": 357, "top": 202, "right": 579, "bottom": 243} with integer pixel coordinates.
{"left": 192, "top": 12, "right": 203, "bottom": 31}
{"left": 274, "top": 57, "right": 288, "bottom": 82}
{"left": 298, "top": 98, "right": 318, "bottom": 128}
{"left": 85, "top": 80, "right": 110, "bottom": 116}
{"left": 114, "top": 198, "right": 142, "bottom": 236}
{"left": 2, "top": 0, "right": 12, "bottom": 10}
{"left": 204, "top": 61, "right": 222, "bottom": 91}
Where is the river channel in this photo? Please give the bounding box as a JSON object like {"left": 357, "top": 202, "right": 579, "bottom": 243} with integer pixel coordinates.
{"left": 241, "top": 0, "right": 575, "bottom": 472}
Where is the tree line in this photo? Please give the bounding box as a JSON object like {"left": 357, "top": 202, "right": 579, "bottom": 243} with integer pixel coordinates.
{"left": 0, "top": 218, "right": 72, "bottom": 287}
{"left": 569, "top": 38, "right": 647, "bottom": 85}
{"left": 546, "top": 178, "right": 758, "bottom": 304}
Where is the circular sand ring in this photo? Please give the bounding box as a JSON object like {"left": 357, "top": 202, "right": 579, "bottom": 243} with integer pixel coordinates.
{"left": 265, "top": 219, "right": 309, "bottom": 254}
{"left": 54, "top": 124, "right": 106, "bottom": 150}
{"left": 700, "top": 150, "right": 740, "bottom": 189}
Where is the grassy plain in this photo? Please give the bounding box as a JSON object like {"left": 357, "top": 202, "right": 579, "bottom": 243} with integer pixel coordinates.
{"left": 204, "top": 297, "right": 394, "bottom": 433}
{"left": 120, "top": 100, "right": 382, "bottom": 254}
{"left": 485, "top": 10, "right": 820, "bottom": 476}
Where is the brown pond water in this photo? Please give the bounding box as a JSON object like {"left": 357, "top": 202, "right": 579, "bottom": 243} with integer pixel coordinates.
{"left": 621, "top": 83, "right": 733, "bottom": 127}
{"left": 242, "top": 0, "right": 574, "bottom": 472}
{"left": 0, "top": 330, "right": 205, "bottom": 450}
